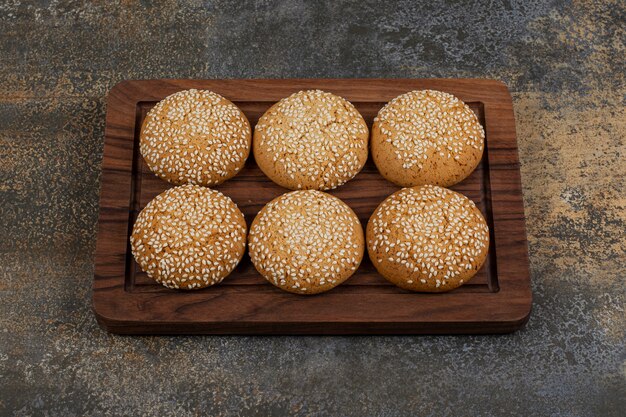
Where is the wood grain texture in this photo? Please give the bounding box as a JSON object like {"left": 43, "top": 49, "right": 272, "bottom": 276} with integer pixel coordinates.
{"left": 93, "top": 79, "right": 532, "bottom": 334}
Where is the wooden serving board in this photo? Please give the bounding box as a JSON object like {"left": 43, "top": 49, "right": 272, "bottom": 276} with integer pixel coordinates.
{"left": 93, "top": 79, "right": 531, "bottom": 334}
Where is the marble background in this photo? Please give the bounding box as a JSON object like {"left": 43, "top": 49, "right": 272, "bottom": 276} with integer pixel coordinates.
{"left": 0, "top": 1, "right": 624, "bottom": 415}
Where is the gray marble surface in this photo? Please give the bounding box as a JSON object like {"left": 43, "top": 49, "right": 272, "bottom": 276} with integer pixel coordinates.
{"left": 1, "top": 1, "right": 624, "bottom": 416}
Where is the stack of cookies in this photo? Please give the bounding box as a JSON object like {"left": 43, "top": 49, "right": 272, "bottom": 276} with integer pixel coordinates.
{"left": 131, "top": 86, "right": 489, "bottom": 295}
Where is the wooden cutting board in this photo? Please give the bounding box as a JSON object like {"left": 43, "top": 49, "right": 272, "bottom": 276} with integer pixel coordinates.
{"left": 93, "top": 78, "right": 531, "bottom": 334}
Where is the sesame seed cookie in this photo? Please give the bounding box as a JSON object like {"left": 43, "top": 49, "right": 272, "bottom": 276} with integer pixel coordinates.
{"left": 130, "top": 184, "right": 247, "bottom": 290}
{"left": 372, "top": 90, "right": 484, "bottom": 187}
{"left": 253, "top": 90, "right": 369, "bottom": 191}
{"left": 366, "top": 185, "right": 489, "bottom": 292}
{"left": 248, "top": 190, "right": 364, "bottom": 294}
{"left": 140, "top": 89, "right": 251, "bottom": 186}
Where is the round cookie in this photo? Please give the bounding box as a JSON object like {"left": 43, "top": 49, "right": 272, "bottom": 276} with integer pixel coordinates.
{"left": 253, "top": 89, "right": 369, "bottom": 191}
{"left": 248, "top": 190, "right": 364, "bottom": 294}
{"left": 140, "top": 89, "right": 251, "bottom": 186}
{"left": 366, "top": 185, "right": 489, "bottom": 292}
{"left": 372, "top": 89, "right": 484, "bottom": 187}
{"left": 130, "top": 184, "right": 247, "bottom": 290}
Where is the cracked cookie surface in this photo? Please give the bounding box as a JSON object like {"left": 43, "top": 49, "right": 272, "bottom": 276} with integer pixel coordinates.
{"left": 130, "top": 184, "right": 247, "bottom": 290}
{"left": 372, "top": 89, "right": 484, "bottom": 187}
{"left": 248, "top": 190, "right": 364, "bottom": 294}
{"left": 367, "top": 185, "right": 489, "bottom": 292}
{"left": 253, "top": 90, "right": 368, "bottom": 191}
{"left": 140, "top": 89, "right": 251, "bottom": 186}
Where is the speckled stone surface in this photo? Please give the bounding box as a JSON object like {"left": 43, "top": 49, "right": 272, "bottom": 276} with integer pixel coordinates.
{"left": 1, "top": 1, "right": 624, "bottom": 415}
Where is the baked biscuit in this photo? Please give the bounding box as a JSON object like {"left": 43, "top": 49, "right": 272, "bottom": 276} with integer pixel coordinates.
{"left": 130, "top": 184, "right": 247, "bottom": 290}
{"left": 248, "top": 190, "right": 364, "bottom": 294}
{"left": 254, "top": 90, "right": 368, "bottom": 190}
{"left": 140, "top": 89, "right": 251, "bottom": 186}
{"left": 367, "top": 185, "right": 489, "bottom": 292}
{"left": 372, "top": 90, "right": 484, "bottom": 187}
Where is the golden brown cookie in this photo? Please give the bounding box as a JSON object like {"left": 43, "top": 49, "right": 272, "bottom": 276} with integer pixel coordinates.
{"left": 130, "top": 184, "right": 247, "bottom": 290}
{"left": 248, "top": 190, "right": 364, "bottom": 294}
{"left": 367, "top": 185, "right": 489, "bottom": 292}
{"left": 140, "top": 89, "right": 251, "bottom": 186}
{"left": 372, "top": 90, "right": 484, "bottom": 187}
{"left": 253, "top": 90, "right": 369, "bottom": 191}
